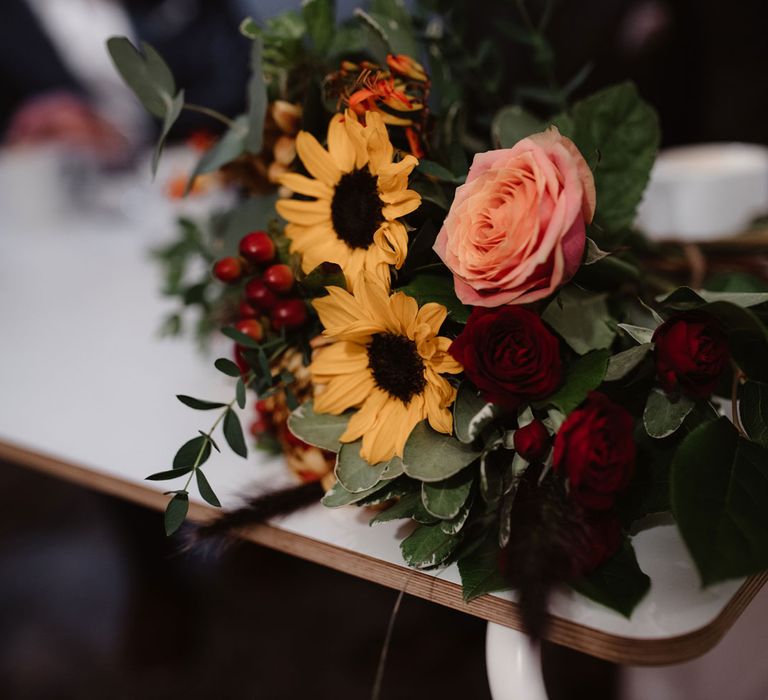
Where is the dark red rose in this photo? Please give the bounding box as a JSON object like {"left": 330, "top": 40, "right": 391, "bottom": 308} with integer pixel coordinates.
{"left": 449, "top": 307, "right": 562, "bottom": 408}
{"left": 652, "top": 312, "right": 729, "bottom": 399}
{"left": 553, "top": 392, "right": 636, "bottom": 510}
{"left": 573, "top": 511, "right": 623, "bottom": 576}
{"left": 514, "top": 419, "right": 550, "bottom": 462}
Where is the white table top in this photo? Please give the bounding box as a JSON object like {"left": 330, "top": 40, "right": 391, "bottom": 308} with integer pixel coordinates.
{"left": 0, "top": 150, "right": 756, "bottom": 660}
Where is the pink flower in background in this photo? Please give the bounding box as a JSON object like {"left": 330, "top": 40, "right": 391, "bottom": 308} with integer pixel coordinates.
{"left": 434, "top": 127, "right": 596, "bottom": 306}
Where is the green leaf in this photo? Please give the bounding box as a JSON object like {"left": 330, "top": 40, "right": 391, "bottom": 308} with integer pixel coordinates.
{"left": 671, "top": 417, "right": 768, "bottom": 585}
{"left": 321, "top": 478, "right": 391, "bottom": 508}
{"left": 421, "top": 469, "right": 474, "bottom": 519}
{"left": 164, "top": 492, "right": 189, "bottom": 536}
{"left": 491, "top": 105, "right": 542, "bottom": 148}
{"left": 356, "top": 0, "right": 419, "bottom": 58}
{"left": 542, "top": 287, "right": 616, "bottom": 355}
{"left": 381, "top": 456, "right": 405, "bottom": 480}
{"left": 239, "top": 16, "right": 260, "bottom": 39}
{"left": 245, "top": 37, "right": 268, "bottom": 153}
{"left": 546, "top": 349, "right": 609, "bottom": 415}
{"left": 417, "top": 159, "right": 465, "bottom": 183}
{"left": 235, "top": 378, "right": 246, "bottom": 409}
{"left": 335, "top": 441, "right": 388, "bottom": 493}
{"left": 643, "top": 389, "right": 695, "bottom": 439}
{"left": 571, "top": 539, "right": 650, "bottom": 617}
{"left": 440, "top": 495, "right": 474, "bottom": 535}
{"left": 370, "top": 490, "right": 437, "bottom": 525}
{"left": 552, "top": 82, "right": 660, "bottom": 236}
{"left": 173, "top": 436, "right": 211, "bottom": 469}
{"left": 705, "top": 272, "right": 768, "bottom": 294}
{"left": 146, "top": 466, "right": 193, "bottom": 481}
{"left": 223, "top": 409, "right": 248, "bottom": 458}
{"left": 107, "top": 37, "right": 175, "bottom": 118}
{"left": 221, "top": 324, "right": 264, "bottom": 349}
{"left": 195, "top": 470, "right": 221, "bottom": 507}
{"left": 400, "top": 523, "right": 461, "bottom": 569}
{"left": 187, "top": 116, "right": 248, "bottom": 185}
{"left": 303, "top": 0, "right": 335, "bottom": 53}
{"left": 605, "top": 344, "right": 652, "bottom": 382}
{"left": 396, "top": 273, "right": 470, "bottom": 324}
{"left": 358, "top": 478, "right": 417, "bottom": 507}
{"left": 176, "top": 395, "right": 226, "bottom": 411}
{"left": 739, "top": 380, "right": 768, "bottom": 447}
{"left": 287, "top": 401, "right": 350, "bottom": 452}
{"left": 215, "top": 357, "right": 242, "bottom": 377}
{"left": 403, "top": 422, "right": 482, "bottom": 482}
{"left": 617, "top": 323, "right": 655, "bottom": 345}
{"left": 152, "top": 90, "right": 184, "bottom": 174}
{"left": 457, "top": 537, "right": 510, "bottom": 601}
{"left": 453, "top": 382, "right": 499, "bottom": 444}
{"left": 583, "top": 237, "right": 610, "bottom": 265}
{"left": 697, "top": 291, "right": 768, "bottom": 308}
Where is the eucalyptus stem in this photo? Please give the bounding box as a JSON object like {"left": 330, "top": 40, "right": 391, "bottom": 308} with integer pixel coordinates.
{"left": 182, "top": 371, "right": 255, "bottom": 492}
{"left": 182, "top": 102, "right": 236, "bottom": 128}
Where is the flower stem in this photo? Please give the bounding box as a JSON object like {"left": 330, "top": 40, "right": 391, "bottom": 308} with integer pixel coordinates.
{"left": 182, "top": 103, "right": 236, "bottom": 129}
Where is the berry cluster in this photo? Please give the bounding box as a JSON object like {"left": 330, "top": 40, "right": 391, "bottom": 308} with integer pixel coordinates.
{"left": 213, "top": 230, "right": 309, "bottom": 338}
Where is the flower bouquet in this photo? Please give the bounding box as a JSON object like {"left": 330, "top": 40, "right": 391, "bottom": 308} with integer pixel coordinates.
{"left": 109, "top": 0, "right": 768, "bottom": 634}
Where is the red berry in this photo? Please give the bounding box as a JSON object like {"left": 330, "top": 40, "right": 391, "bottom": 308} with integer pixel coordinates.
{"left": 239, "top": 300, "right": 258, "bottom": 319}
{"left": 213, "top": 256, "right": 242, "bottom": 283}
{"left": 244, "top": 277, "right": 278, "bottom": 311}
{"left": 235, "top": 319, "right": 264, "bottom": 342}
{"left": 250, "top": 419, "right": 269, "bottom": 436}
{"left": 255, "top": 399, "right": 270, "bottom": 413}
{"left": 264, "top": 264, "right": 294, "bottom": 294}
{"left": 239, "top": 231, "right": 276, "bottom": 263}
{"left": 271, "top": 299, "right": 308, "bottom": 330}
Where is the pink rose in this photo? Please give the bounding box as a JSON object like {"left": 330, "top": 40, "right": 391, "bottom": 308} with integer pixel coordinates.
{"left": 434, "top": 127, "right": 596, "bottom": 306}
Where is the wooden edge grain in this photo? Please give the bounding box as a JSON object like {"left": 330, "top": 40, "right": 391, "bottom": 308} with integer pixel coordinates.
{"left": 1, "top": 438, "right": 764, "bottom": 666}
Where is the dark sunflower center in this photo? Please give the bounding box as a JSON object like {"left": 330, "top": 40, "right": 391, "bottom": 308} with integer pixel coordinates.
{"left": 368, "top": 332, "right": 426, "bottom": 403}
{"left": 331, "top": 168, "right": 383, "bottom": 249}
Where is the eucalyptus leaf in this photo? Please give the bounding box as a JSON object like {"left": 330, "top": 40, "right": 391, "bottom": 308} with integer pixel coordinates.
{"left": 321, "top": 478, "right": 391, "bottom": 508}
{"left": 617, "top": 323, "right": 655, "bottom": 345}
{"left": 605, "top": 344, "right": 652, "bottom": 381}
{"left": 403, "top": 422, "right": 482, "bottom": 482}
{"left": 223, "top": 409, "right": 248, "bottom": 458}
{"left": 176, "top": 395, "right": 226, "bottom": 411}
{"left": 335, "top": 441, "right": 388, "bottom": 493}
{"left": 221, "top": 324, "right": 265, "bottom": 349}
{"left": 546, "top": 349, "right": 609, "bottom": 415}
{"left": 173, "top": 436, "right": 211, "bottom": 469}
{"left": 164, "top": 492, "right": 189, "bottom": 536}
{"left": 302, "top": 0, "right": 335, "bottom": 53}
{"left": 671, "top": 417, "right": 768, "bottom": 585}
{"left": 571, "top": 539, "right": 650, "bottom": 617}
{"left": 152, "top": 91, "right": 184, "bottom": 174}
{"left": 739, "top": 380, "right": 768, "bottom": 447}
{"left": 491, "top": 105, "right": 542, "bottom": 148}
{"left": 400, "top": 523, "right": 461, "bottom": 569}
{"left": 542, "top": 287, "right": 616, "bottom": 355}
{"left": 146, "top": 466, "right": 193, "bottom": 481}
{"left": 421, "top": 469, "right": 474, "bottom": 519}
{"left": 453, "top": 382, "right": 499, "bottom": 444}
{"left": 643, "top": 389, "right": 695, "bottom": 439}
{"left": 214, "top": 357, "right": 242, "bottom": 377}
{"left": 287, "top": 401, "right": 349, "bottom": 452}
{"left": 236, "top": 378, "right": 246, "bottom": 409}
{"left": 369, "top": 490, "right": 437, "bottom": 525}
{"left": 187, "top": 117, "right": 248, "bottom": 186}
{"left": 245, "top": 37, "right": 268, "bottom": 153}
{"left": 196, "top": 470, "right": 221, "bottom": 507}
{"left": 440, "top": 494, "right": 474, "bottom": 535}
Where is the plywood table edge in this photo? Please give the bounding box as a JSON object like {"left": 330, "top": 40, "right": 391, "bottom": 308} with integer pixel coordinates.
{"left": 1, "top": 437, "right": 764, "bottom": 666}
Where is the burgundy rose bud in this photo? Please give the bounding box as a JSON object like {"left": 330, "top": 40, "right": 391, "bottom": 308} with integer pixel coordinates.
{"left": 553, "top": 392, "right": 636, "bottom": 510}
{"left": 513, "top": 419, "right": 550, "bottom": 462}
{"left": 652, "top": 312, "right": 729, "bottom": 399}
{"left": 449, "top": 307, "right": 562, "bottom": 408}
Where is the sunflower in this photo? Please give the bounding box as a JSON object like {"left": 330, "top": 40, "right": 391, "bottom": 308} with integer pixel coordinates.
{"left": 309, "top": 273, "right": 463, "bottom": 464}
{"left": 276, "top": 110, "right": 421, "bottom": 288}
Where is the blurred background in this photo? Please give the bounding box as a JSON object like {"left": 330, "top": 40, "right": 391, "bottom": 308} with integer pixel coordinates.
{"left": 0, "top": 1, "right": 766, "bottom": 698}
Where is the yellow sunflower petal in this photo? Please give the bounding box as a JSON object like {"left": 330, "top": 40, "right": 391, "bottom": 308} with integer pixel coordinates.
{"left": 275, "top": 198, "right": 331, "bottom": 226}
{"left": 374, "top": 221, "right": 408, "bottom": 268}
{"left": 312, "top": 286, "right": 363, "bottom": 330}
{"left": 295, "top": 131, "right": 341, "bottom": 186}
{"left": 340, "top": 389, "right": 389, "bottom": 443}
{"left": 278, "top": 172, "right": 333, "bottom": 199}
{"left": 327, "top": 114, "right": 356, "bottom": 173}
{"left": 388, "top": 291, "right": 419, "bottom": 335}
{"left": 314, "top": 371, "right": 375, "bottom": 414}
{"left": 309, "top": 340, "right": 369, "bottom": 380}
{"left": 342, "top": 111, "right": 369, "bottom": 170}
